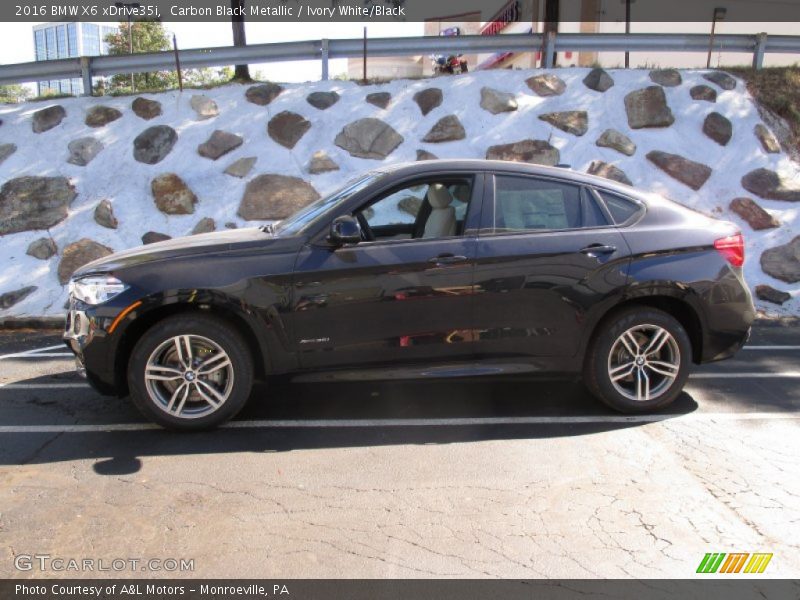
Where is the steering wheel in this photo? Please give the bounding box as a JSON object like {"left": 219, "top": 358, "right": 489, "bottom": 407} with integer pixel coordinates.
{"left": 355, "top": 212, "right": 375, "bottom": 242}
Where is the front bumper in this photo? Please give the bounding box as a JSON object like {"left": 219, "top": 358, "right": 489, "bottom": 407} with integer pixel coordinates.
{"left": 63, "top": 300, "right": 125, "bottom": 396}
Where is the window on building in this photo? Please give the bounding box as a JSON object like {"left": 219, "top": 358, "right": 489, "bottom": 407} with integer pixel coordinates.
{"left": 34, "top": 29, "right": 46, "bottom": 60}
{"left": 56, "top": 25, "right": 67, "bottom": 58}
{"left": 83, "top": 23, "right": 100, "bottom": 56}
{"left": 46, "top": 27, "right": 57, "bottom": 60}
{"left": 67, "top": 23, "right": 78, "bottom": 56}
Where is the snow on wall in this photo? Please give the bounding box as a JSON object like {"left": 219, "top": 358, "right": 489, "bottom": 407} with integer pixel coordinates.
{"left": 0, "top": 68, "right": 797, "bottom": 316}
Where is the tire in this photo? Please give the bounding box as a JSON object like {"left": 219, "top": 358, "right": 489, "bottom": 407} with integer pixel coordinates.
{"left": 583, "top": 307, "right": 692, "bottom": 413}
{"left": 127, "top": 314, "right": 254, "bottom": 430}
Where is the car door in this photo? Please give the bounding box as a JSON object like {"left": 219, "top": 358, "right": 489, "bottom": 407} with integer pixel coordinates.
{"left": 289, "top": 173, "right": 485, "bottom": 370}
{"left": 472, "top": 173, "right": 631, "bottom": 359}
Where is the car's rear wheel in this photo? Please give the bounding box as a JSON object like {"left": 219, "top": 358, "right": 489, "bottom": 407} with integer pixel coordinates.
{"left": 584, "top": 307, "right": 691, "bottom": 413}
{"left": 127, "top": 314, "right": 253, "bottom": 430}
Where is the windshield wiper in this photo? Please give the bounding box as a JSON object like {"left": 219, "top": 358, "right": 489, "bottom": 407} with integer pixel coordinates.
{"left": 259, "top": 223, "right": 275, "bottom": 234}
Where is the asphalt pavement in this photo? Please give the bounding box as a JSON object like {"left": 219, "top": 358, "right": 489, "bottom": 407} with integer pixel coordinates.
{"left": 0, "top": 323, "right": 798, "bottom": 578}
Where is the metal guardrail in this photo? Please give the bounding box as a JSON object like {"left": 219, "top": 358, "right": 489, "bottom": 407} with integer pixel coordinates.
{"left": 1, "top": 31, "right": 798, "bottom": 93}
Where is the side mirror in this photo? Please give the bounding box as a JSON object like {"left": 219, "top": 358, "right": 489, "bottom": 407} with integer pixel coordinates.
{"left": 329, "top": 215, "right": 361, "bottom": 246}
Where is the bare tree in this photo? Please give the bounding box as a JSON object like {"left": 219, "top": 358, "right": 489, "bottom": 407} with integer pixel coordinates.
{"left": 231, "top": 0, "right": 250, "bottom": 81}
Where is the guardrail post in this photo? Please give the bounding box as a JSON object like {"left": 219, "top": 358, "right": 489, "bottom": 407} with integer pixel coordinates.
{"left": 544, "top": 31, "right": 556, "bottom": 69}
{"left": 80, "top": 57, "right": 92, "bottom": 97}
{"left": 752, "top": 32, "right": 767, "bottom": 70}
{"left": 321, "top": 38, "right": 329, "bottom": 81}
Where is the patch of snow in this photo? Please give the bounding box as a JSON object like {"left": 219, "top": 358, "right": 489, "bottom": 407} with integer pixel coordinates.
{"left": 0, "top": 68, "right": 797, "bottom": 316}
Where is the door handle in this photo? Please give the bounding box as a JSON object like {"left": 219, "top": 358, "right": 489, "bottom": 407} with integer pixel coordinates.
{"left": 579, "top": 244, "right": 617, "bottom": 255}
{"left": 428, "top": 254, "right": 468, "bottom": 265}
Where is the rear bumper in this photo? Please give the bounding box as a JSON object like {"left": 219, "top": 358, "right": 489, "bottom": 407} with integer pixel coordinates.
{"left": 698, "top": 269, "right": 755, "bottom": 364}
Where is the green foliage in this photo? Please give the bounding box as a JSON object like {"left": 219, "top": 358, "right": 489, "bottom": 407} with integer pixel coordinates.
{"left": 728, "top": 65, "right": 800, "bottom": 152}
{"left": 105, "top": 20, "right": 177, "bottom": 92}
{"left": 0, "top": 84, "right": 32, "bottom": 103}
{"left": 183, "top": 66, "right": 235, "bottom": 88}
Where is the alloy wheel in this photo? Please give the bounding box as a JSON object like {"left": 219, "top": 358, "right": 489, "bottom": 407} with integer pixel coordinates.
{"left": 607, "top": 324, "right": 680, "bottom": 402}
{"left": 144, "top": 334, "right": 234, "bottom": 419}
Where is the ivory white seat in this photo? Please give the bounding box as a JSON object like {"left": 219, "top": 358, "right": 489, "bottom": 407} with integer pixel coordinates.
{"left": 423, "top": 184, "right": 456, "bottom": 238}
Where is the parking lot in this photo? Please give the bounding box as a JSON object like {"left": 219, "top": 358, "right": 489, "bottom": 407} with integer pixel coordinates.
{"left": 1, "top": 323, "right": 799, "bottom": 579}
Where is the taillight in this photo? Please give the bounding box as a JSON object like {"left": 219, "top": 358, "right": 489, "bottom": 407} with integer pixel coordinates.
{"left": 714, "top": 233, "right": 745, "bottom": 267}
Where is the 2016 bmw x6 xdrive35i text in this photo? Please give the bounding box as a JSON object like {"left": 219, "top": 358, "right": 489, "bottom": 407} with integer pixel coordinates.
{"left": 64, "top": 160, "right": 755, "bottom": 430}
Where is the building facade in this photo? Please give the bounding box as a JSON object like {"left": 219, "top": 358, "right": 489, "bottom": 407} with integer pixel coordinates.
{"left": 33, "top": 22, "right": 117, "bottom": 96}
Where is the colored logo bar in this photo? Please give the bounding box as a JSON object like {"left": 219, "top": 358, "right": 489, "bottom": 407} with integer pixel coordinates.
{"left": 697, "top": 553, "right": 773, "bottom": 574}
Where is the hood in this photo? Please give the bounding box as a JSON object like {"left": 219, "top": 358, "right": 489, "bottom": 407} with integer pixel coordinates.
{"left": 73, "top": 227, "right": 277, "bottom": 278}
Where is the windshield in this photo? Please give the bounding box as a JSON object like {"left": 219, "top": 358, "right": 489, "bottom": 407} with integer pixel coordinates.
{"left": 275, "top": 172, "right": 382, "bottom": 236}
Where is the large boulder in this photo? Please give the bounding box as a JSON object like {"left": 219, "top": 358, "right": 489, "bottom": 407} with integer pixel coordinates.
{"left": 224, "top": 156, "right": 257, "bottom": 178}
{"left": 486, "top": 139, "right": 559, "bottom": 166}
{"left": 398, "top": 196, "right": 422, "bottom": 217}
{"left": 191, "top": 217, "right": 216, "bottom": 235}
{"left": 413, "top": 88, "right": 443, "bottom": 115}
{"left": 133, "top": 125, "right": 177, "bottom": 164}
{"left": 0, "top": 176, "right": 76, "bottom": 235}
{"left": 583, "top": 68, "right": 614, "bottom": 92}
{"left": 702, "top": 112, "right": 732, "bottom": 146}
{"left": 760, "top": 236, "right": 800, "bottom": 283}
{"left": 587, "top": 161, "right": 632, "bottom": 186}
{"left": 754, "top": 124, "right": 780, "bottom": 154}
{"left": 151, "top": 174, "right": 197, "bottom": 215}
{"left": 190, "top": 95, "right": 218, "bottom": 120}
{"left": 238, "top": 174, "right": 320, "bottom": 220}
{"left": 0, "top": 286, "right": 37, "bottom": 310}
{"left": 32, "top": 105, "right": 66, "bottom": 133}
{"left": 306, "top": 91, "right": 340, "bottom": 110}
{"left": 741, "top": 168, "right": 800, "bottom": 202}
{"left": 132, "top": 97, "right": 162, "bottom": 120}
{"left": 366, "top": 92, "right": 391, "bottom": 109}
{"left": 624, "top": 86, "right": 674, "bottom": 129}
{"left": 245, "top": 82, "right": 283, "bottom": 106}
{"left": 703, "top": 71, "right": 736, "bottom": 91}
{"left": 197, "top": 130, "right": 243, "bottom": 160}
{"left": 755, "top": 285, "right": 791, "bottom": 305}
{"left": 141, "top": 231, "right": 171, "bottom": 245}
{"left": 539, "top": 111, "right": 588, "bottom": 136}
{"left": 267, "top": 111, "right": 311, "bottom": 149}
{"left": 26, "top": 237, "right": 57, "bottom": 260}
{"left": 93, "top": 199, "right": 118, "bottom": 229}
{"left": 646, "top": 151, "right": 712, "bottom": 190}
{"left": 416, "top": 149, "right": 438, "bottom": 161}
{"left": 596, "top": 129, "right": 636, "bottom": 156}
{"left": 525, "top": 73, "right": 566, "bottom": 96}
{"left": 649, "top": 69, "right": 682, "bottom": 87}
{"left": 479, "top": 87, "right": 517, "bottom": 114}
{"left": 729, "top": 197, "right": 779, "bottom": 230}
{"left": 334, "top": 118, "right": 404, "bottom": 159}
{"left": 422, "top": 115, "right": 466, "bottom": 143}
{"left": 690, "top": 85, "right": 717, "bottom": 102}
{"left": 67, "top": 137, "right": 104, "bottom": 166}
{"left": 308, "top": 151, "right": 339, "bottom": 174}
{"left": 57, "top": 239, "right": 113, "bottom": 285}
{"left": 0, "top": 143, "right": 17, "bottom": 165}
{"left": 85, "top": 105, "right": 122, "bottom": 128}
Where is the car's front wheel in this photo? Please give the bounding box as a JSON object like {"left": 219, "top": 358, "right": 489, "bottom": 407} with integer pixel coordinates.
{"left": 127, "top": 314, "right": 253, "bottom": 430}
{"left": 584, "top": 307, "right": 691, "bottom": 413}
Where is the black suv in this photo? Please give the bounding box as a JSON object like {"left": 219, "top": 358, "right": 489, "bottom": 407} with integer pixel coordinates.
{"left": 64, "top": 160, "right": 754, "bottom": 430}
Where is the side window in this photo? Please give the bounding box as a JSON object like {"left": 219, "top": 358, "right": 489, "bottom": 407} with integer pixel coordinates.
{"left": 493, "top": 176, "right": 586, "bottom": 232}
{"left": 596, "top": 190, "right": 642, "bottom": 225}
{"left": 356, "top": 177, "right": 473, "bottom": 241}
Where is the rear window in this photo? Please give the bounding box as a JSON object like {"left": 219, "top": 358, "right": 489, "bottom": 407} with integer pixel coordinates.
{"left": 596, "top": 190, "right": 642, "bottom": 225}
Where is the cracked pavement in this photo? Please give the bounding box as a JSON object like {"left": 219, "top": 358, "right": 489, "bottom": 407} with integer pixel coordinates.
{"left": 0, "top": 324, "right": 798, "bottom": 578}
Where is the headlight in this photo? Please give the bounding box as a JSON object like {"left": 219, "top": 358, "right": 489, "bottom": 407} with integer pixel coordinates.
{"left": 68, "top": 275, "right": 129, "bottom": 305}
